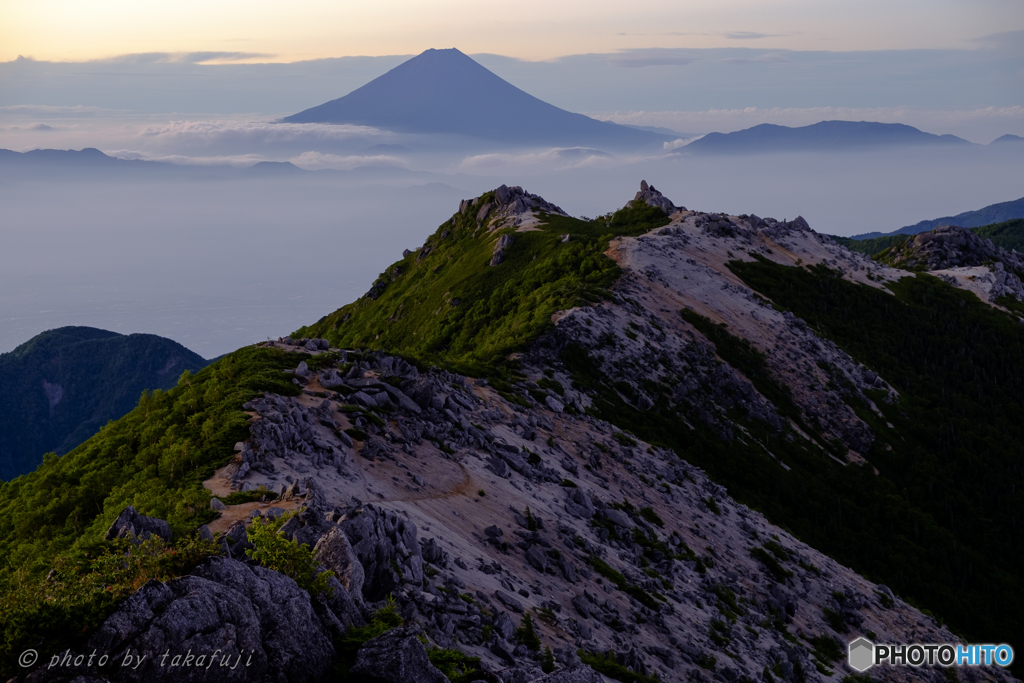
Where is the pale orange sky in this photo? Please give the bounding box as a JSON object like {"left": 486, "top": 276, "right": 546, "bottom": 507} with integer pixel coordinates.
{"left": 2, "top": 0, "right": 1020, "bottom": 63}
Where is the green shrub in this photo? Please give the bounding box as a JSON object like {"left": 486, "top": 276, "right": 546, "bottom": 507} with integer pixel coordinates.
{"left": 0, "top": 534, "right": 219, "bottom": 678}
{"left": 612, "top": 432, "right": 637, "bottom": 448}
{"left": 750, "top": 547, "right": 793, "bottom": 582}
{"left": 427, "top": 647, "right": 483, "bottom": 683}
{"left": 822, "top": 607, "right": 845, "bottom": 633}
{"left": 335, "top": 597, "right": 404, "bottom": 673}
{"left": 639, "top": 506, "right": 664, "bottom": 526}
{"left": 705, "top": 497, "right": 721, "bottom": 515}
{"left": 515, "top": 613, "right": 541, "bottom": 652}
{"left": 578, "top": 650, "right": 662, "bottom": 683}
{"left": 524, "top": 506, "right": 539, "bottom": 532}
{"left": 345, "top": 427, "right": 369, "bottom": 441}
{"left": 541, "top": 646, "right": 556, "bottom": 674}
{"left": 246, "top": 514, "right": 334, "bottom": 596}
{"left": 217, "top": 488, "right": 277, "bottom": 505}
{"left": 587, "top": 555, "right": 661, "bottom": 610}
{"left": 293, "top": 199, "right": 663, "bottom": 374}
{"left": 810, "top": 634, "right": 843, "bottom": 663}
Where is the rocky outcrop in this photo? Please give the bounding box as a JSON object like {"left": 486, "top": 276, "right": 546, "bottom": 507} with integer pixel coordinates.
{"left": 887, "top": 224, "right": 1024, "bottom": 272}
{"left": 626, "top": 180, "right": 682, "bottom": 214}
{"left": 104, "top": 506, "right": 173, "bottom": 543}
{"left": 340, "top": 505, "right": 424, "bottom": 602}
{"left": 348, "top": 623, "right": 449, "bottom": 683}
{"left": 237, "top": 393, "right": 350, "bottom": 488}
{"left": 28, "top": 557, "right": 357, "bottom": 683}
{"left": 455, "top": 185, "right": 569, "bottom": 232}
{"left": 313, "top": 526, "right": 365, "bottom": 601}
{"left": 491, "top": 234, "right": 514, "bottom": 266}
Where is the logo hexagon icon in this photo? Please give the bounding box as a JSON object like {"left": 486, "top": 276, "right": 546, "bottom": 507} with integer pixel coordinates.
{"left": 849, "top": 637, "right": 875, "bottom": 672}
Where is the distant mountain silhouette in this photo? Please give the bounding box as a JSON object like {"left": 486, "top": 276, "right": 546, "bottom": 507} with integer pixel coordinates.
{"left": 683, "top": 120, "right": 972, "bottom": 154}
{"left": 0, "top": 327, "right": 207, "bottom": 481}
{"left": 850, "top": 196, "right": 1024, "bottom": 240}
{"left": 991, "top": 134, "right": 1024, "bottom": 145}
{"left": 0, "top": 147, "right": 138, "bottom": 167}
{"left": 244, "top": 160, "right": 305, "bottom": 175}
{"left": 283, "top": 48, "right": 667, "bottom": 147}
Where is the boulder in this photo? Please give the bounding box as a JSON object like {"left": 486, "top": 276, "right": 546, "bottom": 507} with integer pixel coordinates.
{"left": 525, "top": 546, "right": 548, "bottom": 573}
{"left": 313, "top": 526, "right": 365, "bottom": 601}
{"left": 602, "top": 508, "right": 633, "bottom": 530}
{"left": 490, "top": 638, "right": 518, "bottom": 667}
{"left": 421, "top": 537, "right": 449, "bottom": 567}
{"left": 564, "top": 488, "right": 594, "bottom": 519}
{"left": 494, "top": 590, "right": 524, "bottom": 613}
{"left": 319, "top": 368, "right": 346, "bottom": 388}
{"left": 377, "top": 382, "right": 423, "bottom": 414}
{"left": 104, "top": 506, "right": 173, "bottom": 544}
{"left": 64, "top": 558, "right": 337, "bottom": 683}
{"left": 535, "top": 665, "right": 603, "bottom": 683}
{"left": 341, "top": 505, "right": 424, "bottom": 602}
{"left": 348, "top": 623, "right": 449, "bottom": 683}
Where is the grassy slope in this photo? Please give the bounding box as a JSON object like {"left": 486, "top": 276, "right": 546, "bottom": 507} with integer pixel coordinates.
{"left": 295, "top": 196, "right": 670, "bottom": 375}
{"left": 0, "top": 346, "right": 301, "bottom": 672}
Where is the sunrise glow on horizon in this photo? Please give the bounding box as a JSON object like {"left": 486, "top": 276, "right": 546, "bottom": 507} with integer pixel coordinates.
{"left": 2, "top": 0, "right": 1021, "bottom": 64}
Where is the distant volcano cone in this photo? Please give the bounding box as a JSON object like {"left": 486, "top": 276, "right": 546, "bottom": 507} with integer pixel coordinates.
{"left": 282, "top": 48, "right": 665, "bottom": 147}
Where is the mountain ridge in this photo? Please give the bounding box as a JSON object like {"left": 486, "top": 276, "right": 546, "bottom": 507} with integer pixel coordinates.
{"left": 0, "top": 326, "right": 208, "bottom": 480}
{"left": 2, "top": 185, "right": 1023, "bottom": 682}
{"left": 848, "top": 195, "right": 1024, "bottom": 240}
{"left": 682, "top": 120, "right": 972, "bottom": 154}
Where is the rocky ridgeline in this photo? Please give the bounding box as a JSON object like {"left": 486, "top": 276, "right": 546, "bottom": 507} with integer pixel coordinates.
{"left": 877, "top": 225, "right": 1024, "bottom": 305}
{"left": 888, "top": 225, "right": 1024, "bottom": 272}
{"left": 533, "top": 202, "right": 894, "bottom": 461}
{"left": 22, "top": 188, "right": 1021, "bottom": 683}
{"left": 462, "top": 184, "right": 568, "bottom": 232}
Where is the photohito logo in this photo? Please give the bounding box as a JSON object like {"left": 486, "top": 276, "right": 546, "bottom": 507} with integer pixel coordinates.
{"left": 848, "top": 637, "right": 1014, "bottom": 672}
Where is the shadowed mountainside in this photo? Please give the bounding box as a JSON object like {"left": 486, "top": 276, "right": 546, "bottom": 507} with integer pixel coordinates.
{"left": 0, "top": 326, "right": 207, "bottom": 480}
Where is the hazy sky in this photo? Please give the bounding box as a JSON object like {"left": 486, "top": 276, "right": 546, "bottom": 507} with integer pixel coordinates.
{"left": 2, "top": 0, "right": 1022, "bottom": 357}
{"left": 3, "top": 0, "right": 1022, "bottom": 63}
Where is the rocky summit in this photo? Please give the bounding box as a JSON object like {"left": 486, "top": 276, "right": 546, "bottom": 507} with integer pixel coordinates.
{"left": 5, "top": 182, "right": 1024, "bottom": 683}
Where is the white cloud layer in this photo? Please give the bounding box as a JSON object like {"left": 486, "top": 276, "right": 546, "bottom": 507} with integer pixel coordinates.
{"left": 288, "top": 151, "right": 409, "bottom": 170}
{"left": 139, "top": 119, "right": 392, "bottom": 149}
{"left": 108, "top": 150, "right": 270, "bottom": 166}
{"left": 458, "top": 147, "right": 616, "bottom": 172}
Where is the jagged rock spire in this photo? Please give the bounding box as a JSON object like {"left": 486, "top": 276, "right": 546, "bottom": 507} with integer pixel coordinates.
{"left": 627, "top": 180, "right": 684, "bottom": 214}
